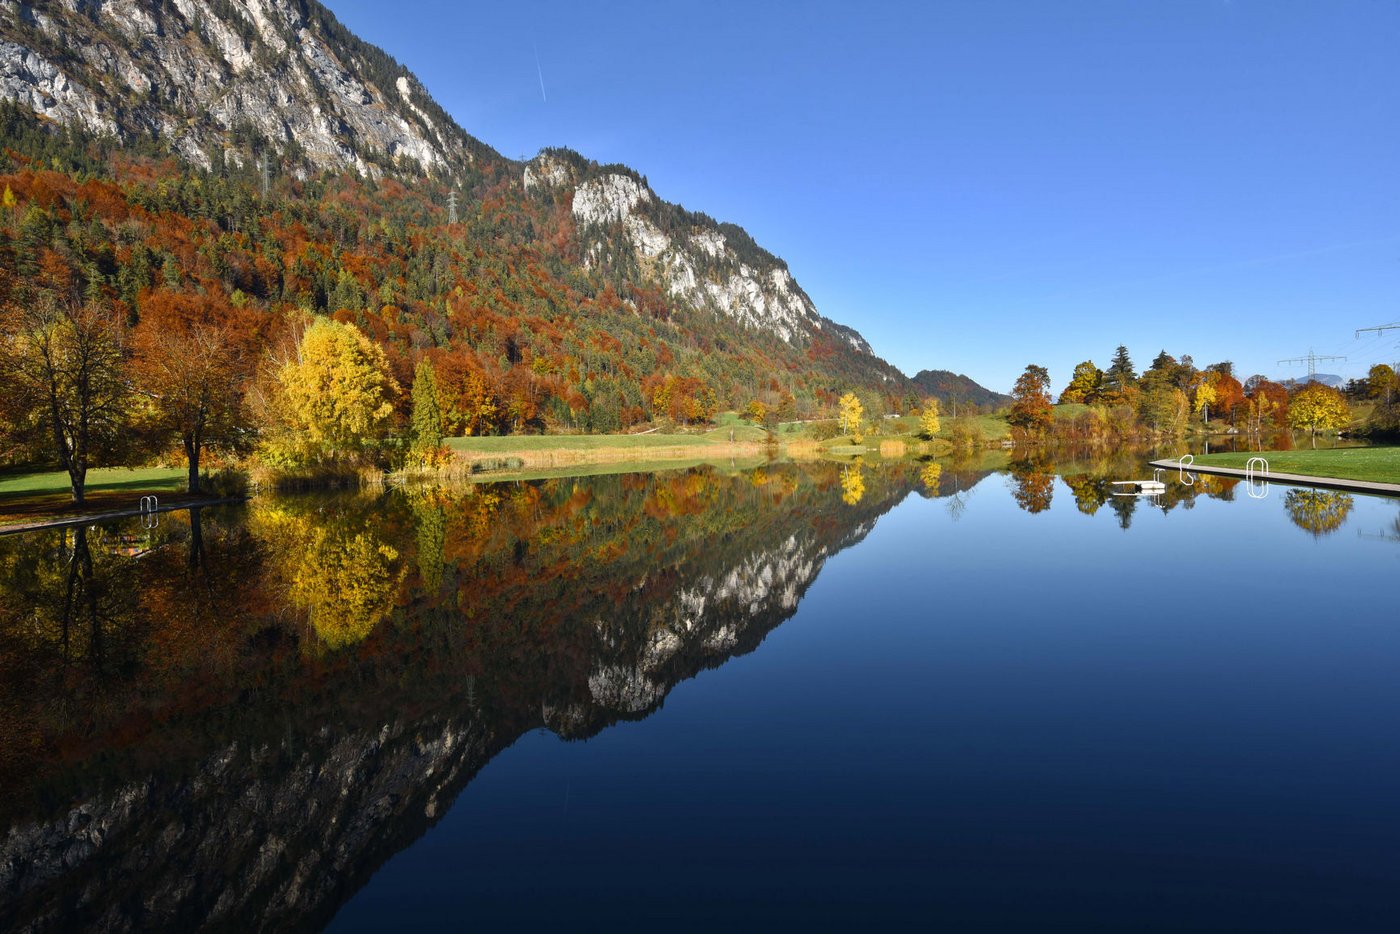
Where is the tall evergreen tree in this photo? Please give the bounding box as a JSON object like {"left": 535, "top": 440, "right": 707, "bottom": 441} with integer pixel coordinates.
{"left": 1104, "top": 345, "right": 1137, "bottom": 394}
{"left": 411, "top": 358, "right": 444, "bottom": 461}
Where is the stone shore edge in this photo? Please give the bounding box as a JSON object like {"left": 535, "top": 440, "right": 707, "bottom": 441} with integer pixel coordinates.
{"left": 1148, "top": 460, "right": 1400, "bottom": 498}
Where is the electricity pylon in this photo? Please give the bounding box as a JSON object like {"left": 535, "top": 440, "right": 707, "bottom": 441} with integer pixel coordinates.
{"left": 1277, "top": 350, "right": 1345, "bottom": 380}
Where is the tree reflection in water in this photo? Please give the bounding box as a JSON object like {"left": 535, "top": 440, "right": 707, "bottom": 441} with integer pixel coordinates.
{"left": 841, "top": 461, "right": 866, "bottom": 505}
{"left": 1283, "top": 488, "right": 1355, "bottom": 538}
{"left": 0, "top": 453, "right": 1389, "bottom": 931}
{"left": 249, "top": 499, "right": 405, "bottom": 650}
{"left": 919, "top": 460, "right": 942, "bottom": 495}
{"left": 1009, "top": 455, "right": 1054, "bottom": 514}
{"left": 0, "top": 462, "right": 919, "bottom": 932}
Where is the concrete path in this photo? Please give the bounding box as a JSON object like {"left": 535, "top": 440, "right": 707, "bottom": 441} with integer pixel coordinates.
{"left": 1149, "top": 460, "right": 1400, "bottom": 498}
{"left": 0, "top": 497, "right": 247, "bottom": 537}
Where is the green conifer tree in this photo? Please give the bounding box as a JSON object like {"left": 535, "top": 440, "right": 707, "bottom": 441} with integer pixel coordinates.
{"left": 411, "top": 358, "right": 444, "bottom": 462}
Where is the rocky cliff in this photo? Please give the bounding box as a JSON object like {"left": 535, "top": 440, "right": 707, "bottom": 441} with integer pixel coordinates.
{"left": 527, "top": 150, "right": 875, "bottom": 354}
{"left": 0, "top": 0, "right": 891, "bottom": 362}
{"left": 0, "top": 0, "right": 478, "bottom": 176}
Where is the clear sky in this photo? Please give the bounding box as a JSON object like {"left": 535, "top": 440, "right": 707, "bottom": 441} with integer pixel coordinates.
{"left": 324, "top": 0, "right": 1400, "bottom": 393}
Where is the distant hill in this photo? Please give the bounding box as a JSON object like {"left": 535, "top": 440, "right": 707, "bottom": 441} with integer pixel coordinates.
{"left": 1279, "top": 373, "right": 1344, "bottom": 389}
{"left": 910, "top": 370, "right": 1010, "bottom": 410}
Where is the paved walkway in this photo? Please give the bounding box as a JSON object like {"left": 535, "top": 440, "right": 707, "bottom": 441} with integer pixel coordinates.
{"left": 0, "top": 497, "right": 246, "bottom": 537}
{"left": 1149, "top": 460, "right": 1400, "bottom": 498}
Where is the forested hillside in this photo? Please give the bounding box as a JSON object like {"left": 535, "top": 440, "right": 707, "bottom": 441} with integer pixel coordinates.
{"left": 0, "top": 0, "right": 911, "bottom": 465}
{"left": 911, "top": 368, "right": 1010, "bottom": 410}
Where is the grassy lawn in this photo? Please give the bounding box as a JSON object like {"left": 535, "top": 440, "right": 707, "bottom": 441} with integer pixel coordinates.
{"left": 937, "top": 412, "right": 1010, "bottom": 442}
{"left": 0, "top": 466, "right": 195, "bottom": 529}
{"left": 0, "top": 466, "right": 187, "bottom": 500}
{"left": 1192, "top": 447, "right": 1400, "bottom": 485}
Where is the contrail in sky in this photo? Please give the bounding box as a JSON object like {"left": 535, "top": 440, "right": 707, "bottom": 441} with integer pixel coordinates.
{"left": 534, "top": 44, "right": 547, "bottom": 103}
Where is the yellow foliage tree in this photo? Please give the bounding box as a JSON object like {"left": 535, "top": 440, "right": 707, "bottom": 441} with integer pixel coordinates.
{"left": 1193, "top": 380, "right": 1217, "bottom": 422}
{"left": 840, "top": 461, "right": 866, "bottom": 505}
{"left": 273, "top": 317, "right": 399, "bottom": 461}
{"left": 919, "top": 399, "right": 941, "bottom": 438}
{"left": 838, "top": 392, "right": 864, "bottom": 441}
{"left": 1288, "top": 383, "right": 1350, "bottom": 447}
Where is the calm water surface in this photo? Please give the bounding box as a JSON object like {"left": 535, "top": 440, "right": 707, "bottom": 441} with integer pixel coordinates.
{"left": 1, "top": 451, "right": 1397, "bottom": 931}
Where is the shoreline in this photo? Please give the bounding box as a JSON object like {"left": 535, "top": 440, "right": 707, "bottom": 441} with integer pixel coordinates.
{"left": 0, "top": 496, "right": 248, "bottom": 537}
{"left": 1148, "top": 459, "right": 1400, "bottom": 498}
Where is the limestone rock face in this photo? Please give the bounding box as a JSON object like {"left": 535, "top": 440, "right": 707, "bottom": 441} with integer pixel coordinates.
{"left": 538, "top": 157, "right": 875, "bottom": 353}
{"left": 0, "top": 0, "right": 470, "bottom": 176}
{"left": 0, "top": 0, "right": 892, "bottom": 369}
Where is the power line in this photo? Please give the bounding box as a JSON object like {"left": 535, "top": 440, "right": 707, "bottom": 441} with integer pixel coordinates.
{"left": 1277, "top": 349, "right": 1345, "bottom": 379}
{"left": 1356, "top": 322, "right": 1400, "bottom": 339}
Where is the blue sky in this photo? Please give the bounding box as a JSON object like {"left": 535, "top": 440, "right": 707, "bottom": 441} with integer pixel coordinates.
{"left": 325, "top": 0, "right": 1400, "bottom": 393}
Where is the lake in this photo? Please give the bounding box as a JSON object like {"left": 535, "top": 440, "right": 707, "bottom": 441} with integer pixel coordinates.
{"left": 1, "top": 451, "right": 1397, "bottom": 931}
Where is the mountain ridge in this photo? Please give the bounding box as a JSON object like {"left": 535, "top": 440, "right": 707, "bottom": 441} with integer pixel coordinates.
{"left": 0, "top": 1, "right": 887, "bottom": 368}
{"left": 0, "top": 0, "right": 1016, "bottom": 428}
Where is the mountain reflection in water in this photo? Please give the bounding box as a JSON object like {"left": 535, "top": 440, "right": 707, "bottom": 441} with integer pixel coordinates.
{"left": 0, "top": 462, "right": 920, "bottom": 931}
{"left": 0, "top": 451, "right": 1394, "bottom": 931}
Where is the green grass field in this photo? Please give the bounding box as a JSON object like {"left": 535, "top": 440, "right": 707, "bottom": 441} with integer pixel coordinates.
{"left": 0, "top": 466, "right": 187, "bottom": 499}
{"left": 937, "top": 412, "right": 1010, "bottom": 442}
{"left": 1192, "top": 447, "right": 1400, "bottom": 485}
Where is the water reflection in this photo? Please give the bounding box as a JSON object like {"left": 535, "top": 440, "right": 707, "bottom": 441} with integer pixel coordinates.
{"left": 0, "top": 452, "right": 1394, "bottom": 930}
{"left": 0, "top": 462, "right": 917, "bottom": 931}
{"left": 250, "top": 499, "right": 405, "bottom": 649}
{"left": 1283, "top": 488, "right": 1355, "bottom": 538}
{"left": 840, "top": 460, "right": 866, "bottom": 505}
{"left": 1008, "top": 454, "right": 1055, "bottom": 514}
{"left": 919, "top": 460, "right": 942, "bottom": 494}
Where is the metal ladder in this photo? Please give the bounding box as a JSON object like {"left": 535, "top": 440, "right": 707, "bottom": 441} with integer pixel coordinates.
{"left": 139, "top": 494, "right": 160, "bottom": 529}
{"left": 1177, "top": 453, "right": 1195, "bottom": 486}
{"left": 1245, "top": 456, "right": 1269, "bottom": 500}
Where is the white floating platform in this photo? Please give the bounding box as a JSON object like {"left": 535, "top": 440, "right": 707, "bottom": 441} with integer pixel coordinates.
{"left": 1111, "top": 480, "right": 1166, "bottom": 495}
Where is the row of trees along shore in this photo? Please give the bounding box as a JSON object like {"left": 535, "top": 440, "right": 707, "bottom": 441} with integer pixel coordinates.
{"left": 0, "top": 287, "right": 441, "bottom": 504}
{"left": 1007, "top": 345, "right": 1399, "bottom": 446}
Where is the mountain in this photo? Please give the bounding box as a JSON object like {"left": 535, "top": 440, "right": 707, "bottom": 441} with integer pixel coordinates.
{"left": 0, "top": 0, "right": 481, "bottom": 176}
{"left": 0, "top": 0, "right": 908, "bottom": 427}
{"left": 910, "top": 368, "right": 1009, "bottom": 410}
{"left": 1279, "top": 373, "right": 1344, "bottom": 389}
